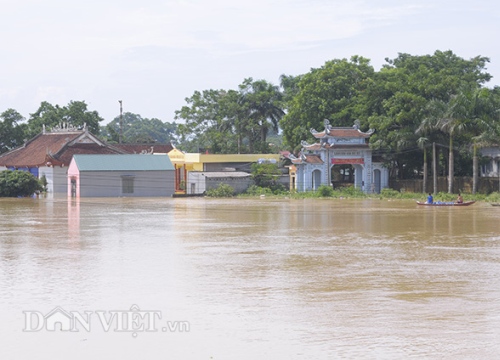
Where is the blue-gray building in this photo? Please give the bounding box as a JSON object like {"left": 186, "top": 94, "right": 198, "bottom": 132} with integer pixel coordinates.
{"left": 68, "top": 154, "right": 175, "bottom": 197}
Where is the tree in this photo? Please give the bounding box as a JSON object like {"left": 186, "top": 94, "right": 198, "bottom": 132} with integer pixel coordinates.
{"left": 280, "top": 56, "right": 375, "bottom": 149}
{"left": 101, "top": 112, "right": 178, "bottom": 144}
{"left": 175, "top": 89, "right": 240, "bottom": 153}
{"left": 0, "top": 109, "right": 28, "bottom": 154}
{"left": 250, "top": 162, "right": 282, "bottom": 190}
{"left": 27, "top": 101, "right": 103, "bottom": 137}
{"left": 368, "top": 50, "right": 493, "bottom": 180}
{"left": 463, "top": 87, "right": 500, "bottom": 193}
{"left": 238, "top": 78, "right": 285, "bottom": 153}
{"left": 0, "top": 170, "right": 42, "bottom": 197}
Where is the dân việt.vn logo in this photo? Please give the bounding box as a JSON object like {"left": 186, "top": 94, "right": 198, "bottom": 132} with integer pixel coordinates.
{"left": 23, "top": 304, "right": 190, "bottom": 337}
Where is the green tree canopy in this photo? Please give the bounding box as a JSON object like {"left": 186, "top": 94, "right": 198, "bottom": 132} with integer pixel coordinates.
{"left": 100, "top": 112, "right": 177, "bottom": 144}
{"left": 0, "top": 109, "right": 28, "bottom": 154}
{"left": 280, "top": 56, "right": 375, "bottom": 149}
{"left": 0, "top": 170, "right": 42, "bottom": 197}
{"left": 27, "top": 100, "right": 104, "bottom": 137}
{"left": 175, "top": 79, "right": 285, "bottom": 154}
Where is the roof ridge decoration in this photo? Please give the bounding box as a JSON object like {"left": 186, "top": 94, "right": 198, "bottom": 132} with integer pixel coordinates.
{"left": 310, "top": 119, "right": 375, "bottom": 137}
{"left": 46, "top": 122, "right": 87, "bottom": 133}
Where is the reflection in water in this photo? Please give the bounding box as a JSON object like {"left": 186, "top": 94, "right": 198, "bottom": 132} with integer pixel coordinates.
{"left": 1, "top": 197, "right": 500, "bottom": 359}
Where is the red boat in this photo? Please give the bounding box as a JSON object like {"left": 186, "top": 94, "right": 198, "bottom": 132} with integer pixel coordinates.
{"left": 416, "top": 201, "right": 476, "bottom": 207}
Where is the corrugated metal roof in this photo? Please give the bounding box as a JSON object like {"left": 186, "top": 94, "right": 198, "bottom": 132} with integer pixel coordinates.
{"left": 73, "top": 154, "right": 174, "bottom": 171}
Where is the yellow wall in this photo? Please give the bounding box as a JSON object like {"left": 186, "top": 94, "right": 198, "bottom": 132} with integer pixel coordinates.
{"left": 169, "top": 150, "right": 280, "bottom": 167}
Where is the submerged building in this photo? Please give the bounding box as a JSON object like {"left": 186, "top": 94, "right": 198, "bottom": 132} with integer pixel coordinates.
{"left": 289, "top": 120, "right": 389, "bottom": 193}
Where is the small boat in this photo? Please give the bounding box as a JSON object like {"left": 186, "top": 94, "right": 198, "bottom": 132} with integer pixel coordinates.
{"left": 491, "top": 203, "right": 500, "bottom": 207}
{"left": 416, "top": 201, "right": 476, "bottom": 207}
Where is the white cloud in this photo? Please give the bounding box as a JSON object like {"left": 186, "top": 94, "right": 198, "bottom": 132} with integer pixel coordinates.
{"left": 0, "top": 0, "right": 498, "bottom": 122}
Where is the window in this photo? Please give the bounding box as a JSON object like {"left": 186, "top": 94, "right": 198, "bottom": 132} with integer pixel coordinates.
{"left": 122, "top": 176, "right": 134, "bottom": 194}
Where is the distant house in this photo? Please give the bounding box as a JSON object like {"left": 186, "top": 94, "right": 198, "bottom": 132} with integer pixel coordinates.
{"left": 0, "top": 124, "right": 173, "bottom": 195}
{"left": 0, "top": 125, "right": 127, "bottom": 194}
{"left": 68, "top": 154, "right": 175, "bottom": 197}
{"left": 167, "top": 147, "right": 280, "bottom": 194}
{"left": 480, "top": 147, "right": 500, "bottom": 178}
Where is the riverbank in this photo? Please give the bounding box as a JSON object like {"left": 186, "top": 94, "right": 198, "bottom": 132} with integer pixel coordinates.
{"left": 235, "top": 185, "right": 500, "bottom": 203}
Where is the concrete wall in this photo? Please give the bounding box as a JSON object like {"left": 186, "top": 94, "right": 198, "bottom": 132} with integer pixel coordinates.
{"left": 204, "top": 162, "right": 254, "bottom": 172}
{"left": 205, "top": 177, "right": 252, "bottom": 194}
{"left": 38, "top": 166, "right": 68, "bottom": 194}
{"left": 78, "top": 170, "right": 175, "bottom": 197}
{"left": 187, "top": 172, "right": 252, "bottom": 194}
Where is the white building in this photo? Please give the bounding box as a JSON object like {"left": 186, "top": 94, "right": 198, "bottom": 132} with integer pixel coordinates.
{"left": 480, "top": 146, "right": 500, "bottom": 178}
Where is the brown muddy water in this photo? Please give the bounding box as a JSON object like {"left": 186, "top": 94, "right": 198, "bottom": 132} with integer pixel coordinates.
{"left": 1, "top": 197, "right": 500, "bottom": 359}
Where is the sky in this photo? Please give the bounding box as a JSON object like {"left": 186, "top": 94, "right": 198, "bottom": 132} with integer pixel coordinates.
{"left": 1, "top": 0, "right": 499, "bottom": 125}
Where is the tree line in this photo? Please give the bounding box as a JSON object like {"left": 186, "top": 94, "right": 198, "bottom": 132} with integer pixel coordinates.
{"left": 174, "top": 50, "right": 500, "bottom": 193}
{"left": 0, "top": 101, "right": 178, "bottom": 152}
{"left": 2, "top": 50, "right": 500, "bottom": 188}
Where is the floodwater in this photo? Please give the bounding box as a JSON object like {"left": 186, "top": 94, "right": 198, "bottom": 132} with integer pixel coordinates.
{"left": 1, "top": 197, "right": 500, "bottom": 359}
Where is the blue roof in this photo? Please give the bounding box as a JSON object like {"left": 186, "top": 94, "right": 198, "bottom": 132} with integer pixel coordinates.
{"left": 72, "top": 154, "right": 174, "bottom": 171}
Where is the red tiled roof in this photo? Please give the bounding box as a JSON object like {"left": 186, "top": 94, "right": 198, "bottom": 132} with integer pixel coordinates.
{"left": 0, "top": 129, "right": 174, "bottom": 168}
{"left": 305, "top": 154, "right": 323, "bottom": 164}
{"left": 291, "top": 154, "right": 324, "bottom": 164}
{"left": 50, "top": 143, "right": 124, "bottom": 165}
{"left": 0, "top": 132, "right": 83, "bottom": 167}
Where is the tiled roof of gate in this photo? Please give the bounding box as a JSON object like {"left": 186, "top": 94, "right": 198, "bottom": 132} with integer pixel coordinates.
{"left": 312, "top": 128, "right": 371, "bottom": 138}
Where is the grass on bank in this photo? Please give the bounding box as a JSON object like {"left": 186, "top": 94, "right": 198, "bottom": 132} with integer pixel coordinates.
{"left": 206, "top": 183, "right": 500, "bottom": 203}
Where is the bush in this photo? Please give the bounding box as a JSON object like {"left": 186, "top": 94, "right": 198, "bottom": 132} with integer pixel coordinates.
{"left": 485, "top": 192, "right": 500, "bottom": 203}
{"left": 316, "top": 185, "right": 334, "bottom": 197}
{"left": 205, "top": 183, "right": 235, "bottom": 197}
{"left": 250, "top": 163, "right": 282, "bottom": 188}
{"left": 0, "top": 170, "right": 42, "bottom": 197}
{"left": 245, "top": 185, "right": 273, "bottom": 196}
{"left": 340, "top": 185, "right": 366, "bottom": 197}
{"left": 380, "top": 188, "right": 401, "bottom": 198}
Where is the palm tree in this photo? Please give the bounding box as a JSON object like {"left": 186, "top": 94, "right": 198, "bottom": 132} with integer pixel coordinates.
{"left": 239, "top": 78, "right": 285, "bottom": 153}
{"left": 465, "top": 88, "right": 500, "bottom": 193}
{"left": 417, "top": 103, "right": 448, "bottom": 194}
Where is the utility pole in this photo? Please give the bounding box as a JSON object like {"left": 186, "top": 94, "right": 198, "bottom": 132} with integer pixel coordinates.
{"left": 118, "top": 100, "right": 123, "bottom": 144}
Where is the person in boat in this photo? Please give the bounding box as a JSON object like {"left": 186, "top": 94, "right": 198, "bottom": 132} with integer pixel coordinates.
{"left": 456, "top": 192, "right": 463, "bottom": 204}
{"left": 426, "top": 193, "right": 433, "bottom": 204}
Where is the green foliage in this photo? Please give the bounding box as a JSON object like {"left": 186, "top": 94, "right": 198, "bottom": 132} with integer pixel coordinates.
{"left": 244, "top": 185, "right": 274, "bottom": 196}
{"left": 0, "top": 109, "right": 27, "bottom": 154}
{"left": 100, "top": 112, "right": 177, "bottom": 144}
{"left": 0, "top": 170, "right": 42, "bottom": 197}
{"left": 316, "top": 184, "right": 334, "bottom": 197}
{"left": 27, "top": 101, "right": 103, "bottom": 137}
{"left": 175, "top": 79, "right": 284, "bottom": 154}
{"left": 380, "top": 188, "right": 401, "bottom": 198}
{"left": 280, "top": 56, "right": 375, "bottom": 149}
{"left": 206, "top": 183, "right": 235, "bottom": 197}
{"left": 340, "top": 185, "right": 366, "bottom": 197}
{"left": 39, "top": 174, "right": 48, "bottom": 192}
{"left": 175, "top": 89, "right": 241, "bottom": 153}
{"left": 250, "top": 163, "right": 282, "bottom": 187}
{"left": 485, "top": 192, "right": 500, "bottom": 203}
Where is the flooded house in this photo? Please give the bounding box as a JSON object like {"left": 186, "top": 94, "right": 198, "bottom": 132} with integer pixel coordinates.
{"left": 0, "top": 123, "right": 173, "bottom": 195}
{"left": 68, "top": 154, "right": 175, "bottom": 197}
